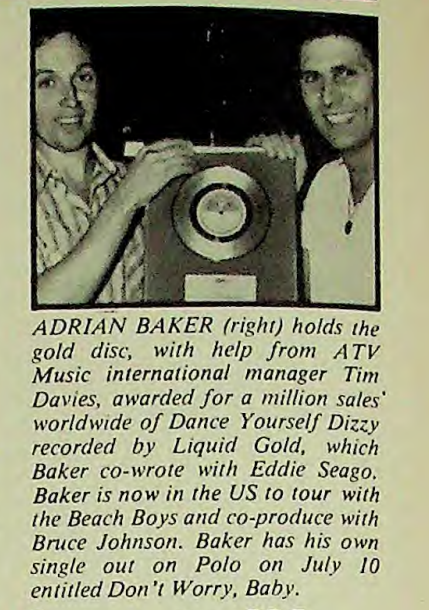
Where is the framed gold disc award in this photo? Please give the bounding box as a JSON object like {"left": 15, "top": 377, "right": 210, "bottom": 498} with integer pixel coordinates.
{"left": 125, "top": 144, "right": 298, "bottom": 304}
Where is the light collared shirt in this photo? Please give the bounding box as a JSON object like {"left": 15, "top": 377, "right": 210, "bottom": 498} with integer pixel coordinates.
{"left": 36, "top": 143, "right": 145, "bottom": 304}
{"left": 302, "top": 159, "right": 376, "bottom": 306}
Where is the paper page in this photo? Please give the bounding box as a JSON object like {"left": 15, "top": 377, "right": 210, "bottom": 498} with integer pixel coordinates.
{"left": 0, "top": 1, "right": 427, "bottom": 609}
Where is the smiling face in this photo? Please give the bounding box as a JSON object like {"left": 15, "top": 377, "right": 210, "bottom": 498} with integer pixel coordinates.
{"left": 299, "top": 35, "right": 374, "bottom": 153}
{"left": 34, "top": 32, "right": 98, "bottom": 153}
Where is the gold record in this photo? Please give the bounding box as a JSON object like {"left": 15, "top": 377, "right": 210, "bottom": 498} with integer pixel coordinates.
{"left": 172, "top": 165, "right": 271, "bottom": 261}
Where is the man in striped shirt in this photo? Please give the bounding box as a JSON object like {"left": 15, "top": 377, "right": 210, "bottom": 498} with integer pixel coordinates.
{"left": 34, "top": 26, "right": 195, "bottom": 306}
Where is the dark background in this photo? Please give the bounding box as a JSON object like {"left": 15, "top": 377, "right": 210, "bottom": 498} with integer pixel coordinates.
{"left": 31, "top": 7, "right": 378, "bottom": 173}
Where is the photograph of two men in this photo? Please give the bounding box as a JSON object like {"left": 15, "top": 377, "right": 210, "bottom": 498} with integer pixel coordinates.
{"left": 31, "top": 6, "right": 379, "bottom": 310}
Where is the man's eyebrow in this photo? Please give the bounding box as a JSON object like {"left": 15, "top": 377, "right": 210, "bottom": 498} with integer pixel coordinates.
{"left": 301, "top": 62, "right": 362, "bottom": 75}
{"left": 35, "top": 69, "right": 55, "bottom": 76}
{"left": 75, "top": 62, "right": 94, "bottom": 71}
{"left": 35, "top": 62, "right": 94, "bottom": 75}
{"left": 332, "top": 61, "right": 358, "bottom": 68}
{"left": 300, "top": 68, "right": 320, "bottom": 76}
{"left": 331, "top": 62, "right": 370, "bottom": 75}
{"left": 331, "top": 63, "right": 354, "bottom": 71}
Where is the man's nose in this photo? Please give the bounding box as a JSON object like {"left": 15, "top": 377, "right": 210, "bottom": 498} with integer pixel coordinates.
{"left": 60, "top": 81, "right": 79, "bottom": 106}
{"left": 320, "top": 78, "right": 342, "bottom": 107}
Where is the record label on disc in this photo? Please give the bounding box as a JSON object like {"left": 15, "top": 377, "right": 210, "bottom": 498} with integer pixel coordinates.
{"left": 195, "top": 188, "right": 247, "bottom": 238}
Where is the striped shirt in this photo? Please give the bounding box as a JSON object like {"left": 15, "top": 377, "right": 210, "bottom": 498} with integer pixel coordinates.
{"left": 36, "top": 143, "right": 146, "bottom": 305}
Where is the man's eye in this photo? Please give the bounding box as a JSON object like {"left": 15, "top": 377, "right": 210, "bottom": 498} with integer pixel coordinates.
{"left": 75, "top": 70, "right": 96, "bottom": 86}
{"left": 335, "top": 66, "right": 358, "bottom": 80}
{"left": 37, "top": 76, "right": 56, "bottom": 89}
{"left": 301, "top": 72, "right": 320, "bottom": 86}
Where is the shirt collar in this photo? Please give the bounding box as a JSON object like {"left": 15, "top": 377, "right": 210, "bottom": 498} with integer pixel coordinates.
{"left": 338, "top": 157, "right": 375, "bottom": 202}
{"left": 36, "top": 142, "right": 119, "bottom": 189}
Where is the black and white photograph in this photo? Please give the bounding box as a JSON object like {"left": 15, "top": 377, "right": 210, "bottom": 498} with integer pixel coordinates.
{"left": 5, "top": 1, "right": 429, "bottom": 609}
{"left": 30, "top": 6, "right": 379, "bottom": 310}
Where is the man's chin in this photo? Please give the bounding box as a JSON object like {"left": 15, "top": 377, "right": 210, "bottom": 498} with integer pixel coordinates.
{"left": 39, "top": 134, "right": 92, "bottom": 154}
{"left": 327, "top": 134, "right": 374, "bottom": 156}
{"left": 317, "top": 123, "right": 373, "bottom": 154}
{"left": 58, "top": 142, "right": 90, "bottom": 153}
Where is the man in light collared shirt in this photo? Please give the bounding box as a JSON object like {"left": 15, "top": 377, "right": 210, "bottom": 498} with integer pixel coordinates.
{"left": 248, "top": 16, "right": 377, "bottom": 307}
{"left": 33, "top": 24, "right": 195, "bottom": 306}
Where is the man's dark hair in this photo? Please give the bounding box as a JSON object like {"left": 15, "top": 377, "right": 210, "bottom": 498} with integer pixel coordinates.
{"left": 297, "top": 13, "right": 378, "bottom": 67}
{"left": 31, "top": 10, "right": 93, "bottom": 59}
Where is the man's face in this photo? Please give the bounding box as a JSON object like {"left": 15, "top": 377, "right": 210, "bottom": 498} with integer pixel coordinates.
{"left": 35, "top": 32, "right": 98, "bottom": 152}
{"left": 299, "top": 35, "right": 374, "bottom": 152}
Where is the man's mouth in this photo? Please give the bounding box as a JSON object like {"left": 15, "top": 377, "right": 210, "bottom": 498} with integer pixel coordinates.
{"left": 58, "top": 115, "right": 84, "bottom": 126}
{"left": 325, "top": 112, "right": 355, "bottom": 126}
